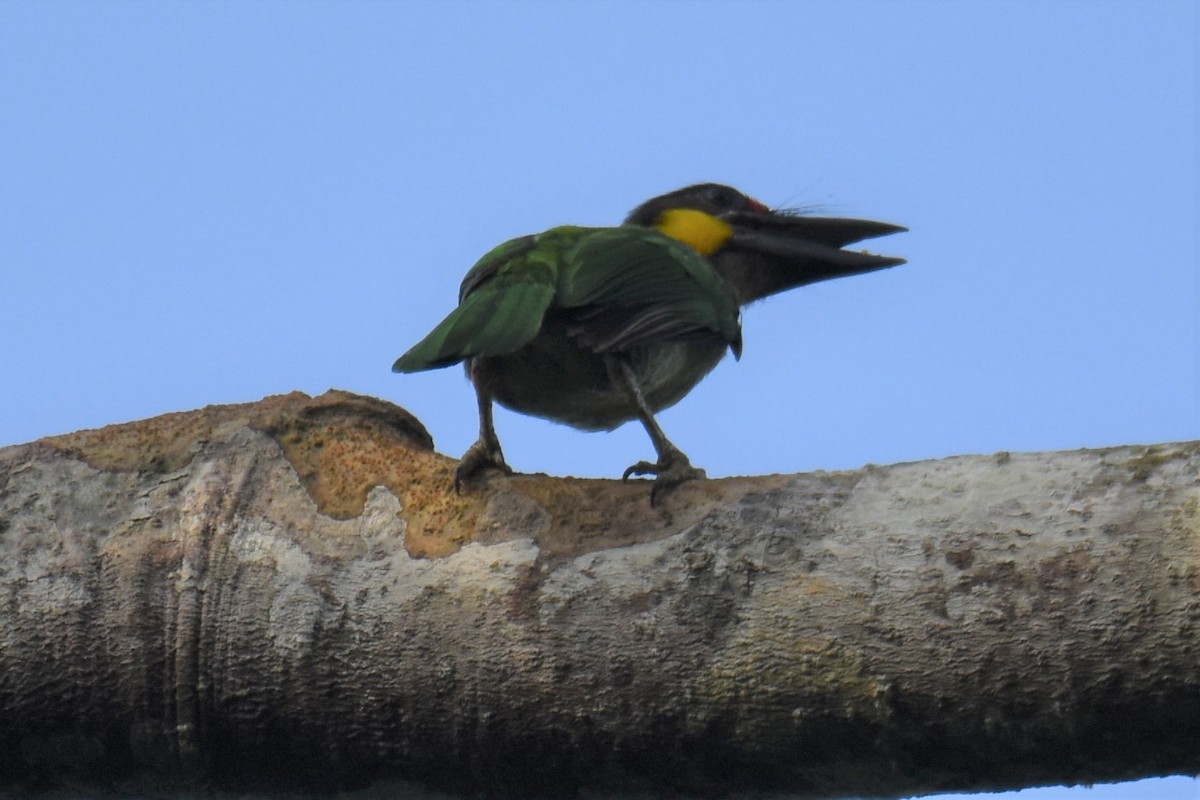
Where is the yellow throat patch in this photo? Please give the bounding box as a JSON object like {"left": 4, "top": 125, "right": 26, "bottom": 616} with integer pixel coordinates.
{"left": 653, "top": 208, "right": 734, "bottom": 256}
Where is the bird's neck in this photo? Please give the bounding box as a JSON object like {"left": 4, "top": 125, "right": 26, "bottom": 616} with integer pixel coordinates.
{"left": 653, "top": 209, "right": 733, "bottom": 256}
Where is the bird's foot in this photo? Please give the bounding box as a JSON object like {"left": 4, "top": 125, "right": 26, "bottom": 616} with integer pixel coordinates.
{"left": 622, "top": 449, "right": 706, "bottom": 505}
{"left": 454, "top": 437, "right": 513, "bottom": 493}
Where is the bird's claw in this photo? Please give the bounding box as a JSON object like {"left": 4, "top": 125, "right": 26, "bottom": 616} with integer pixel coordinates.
{"left": 622, "top": 452, "right": 706, "bottom": 505}
{"left": 454, "top": 438, "right": 513, "bottom": 494}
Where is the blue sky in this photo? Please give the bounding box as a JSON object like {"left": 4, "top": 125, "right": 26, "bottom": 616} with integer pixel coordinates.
{"left": 1, "top": 2, "right": 1196, "bottom": 798}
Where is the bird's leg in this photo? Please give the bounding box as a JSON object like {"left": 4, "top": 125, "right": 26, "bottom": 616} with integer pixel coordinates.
{"left": 609, "top": 358, "right": 706, "bottom": 504}
{"left": 455, "top": 360, "right": 514, "bottom": 492}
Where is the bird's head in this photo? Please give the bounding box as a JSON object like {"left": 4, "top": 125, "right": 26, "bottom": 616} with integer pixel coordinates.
{"left": 626, "top": 183, "right": 907, "bottom": 305}
{"left": 625, "top": 183, "right": 770, "bottom": 225}
{"left": 624, "top": 183, "right": 767, "bottom": 256}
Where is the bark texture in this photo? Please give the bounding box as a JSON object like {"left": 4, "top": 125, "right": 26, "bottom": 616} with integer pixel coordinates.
{"left": 0, "top": 390, "right": 1197, "bottom": 798}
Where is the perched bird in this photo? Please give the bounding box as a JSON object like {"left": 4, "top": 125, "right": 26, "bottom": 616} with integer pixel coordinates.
{"left": 394, "top": 183, "right": 905, "bottom": 502}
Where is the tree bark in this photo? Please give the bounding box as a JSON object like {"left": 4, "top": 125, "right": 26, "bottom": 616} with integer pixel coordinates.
{"left": 0, "top": 390, "right": 1196, "bottom": 798}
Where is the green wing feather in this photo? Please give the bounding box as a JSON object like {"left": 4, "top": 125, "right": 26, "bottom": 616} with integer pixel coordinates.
{"left": 558, "top": 227, "right": 742, "bottom": 355}
{"left": 393, "top": 224, "right": 742, "bottom": 373}
{"left": 392, "top": 230, "right": 576, "bottom": 372}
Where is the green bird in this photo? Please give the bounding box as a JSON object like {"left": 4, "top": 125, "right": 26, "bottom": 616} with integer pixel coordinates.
{"left": 394, "top": 183, "right": 905, "bottom": 502}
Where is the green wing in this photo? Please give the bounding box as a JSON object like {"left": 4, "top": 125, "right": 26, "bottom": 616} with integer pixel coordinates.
{"left": 558, "top": 226, "right": 742, "bottom": 356}
{"left": 393, "top": 224, "right": 743, "bottom": 373}
{"left": 392, "top": 230, "right": 576, "bottom": 373}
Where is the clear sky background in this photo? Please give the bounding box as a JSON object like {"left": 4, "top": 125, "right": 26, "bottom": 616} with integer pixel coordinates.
{"left": 1, "top": 2, "right": 1196, "bottom": 799}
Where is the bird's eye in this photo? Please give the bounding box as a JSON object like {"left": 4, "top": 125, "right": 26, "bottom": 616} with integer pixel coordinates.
{"left": 707, "top": 186, "right": 737, "bottom": 209}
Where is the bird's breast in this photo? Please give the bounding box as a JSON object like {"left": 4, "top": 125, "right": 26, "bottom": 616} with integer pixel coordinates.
{"left": 478, "top": 335, "right": 728, "bottom": 432}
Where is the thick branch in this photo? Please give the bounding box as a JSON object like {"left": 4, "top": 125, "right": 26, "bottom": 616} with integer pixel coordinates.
{"left": 1, "top": 390, "right": 1197, "bottom": 798}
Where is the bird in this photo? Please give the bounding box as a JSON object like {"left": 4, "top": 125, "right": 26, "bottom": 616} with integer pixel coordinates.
{"left": 393, "top": 183, "right": 905, "bottom": 503}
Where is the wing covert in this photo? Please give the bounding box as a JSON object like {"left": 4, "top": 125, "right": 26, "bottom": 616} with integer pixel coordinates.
{"left": 557, "top": 227, "right": 742, "bottom": 355}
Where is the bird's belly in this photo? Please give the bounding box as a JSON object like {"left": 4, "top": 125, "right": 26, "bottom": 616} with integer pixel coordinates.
{"left": 481, "top": 338, "right": 728, "bottom": 432}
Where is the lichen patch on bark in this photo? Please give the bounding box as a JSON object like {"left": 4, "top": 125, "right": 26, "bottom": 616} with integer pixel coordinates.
{"left": 37, "top": 391, "right": 482, "bottom": 559}
{"left": 247, "top": 391, "right": 481, "bottom": 559}
{"left": 38, "top": 391, "right": 433, "bottom": 477}
{"left": 36, "top": 391, "right": 795, "bottom": 561}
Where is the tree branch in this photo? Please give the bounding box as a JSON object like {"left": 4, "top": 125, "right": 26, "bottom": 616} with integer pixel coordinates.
{"left": 1, "top": 390, "right": 1197, "bottom": 798}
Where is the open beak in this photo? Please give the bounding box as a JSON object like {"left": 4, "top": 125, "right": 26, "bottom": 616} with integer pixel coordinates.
{"left": 719, "top": 210, "right": 907, "bottom": 304}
